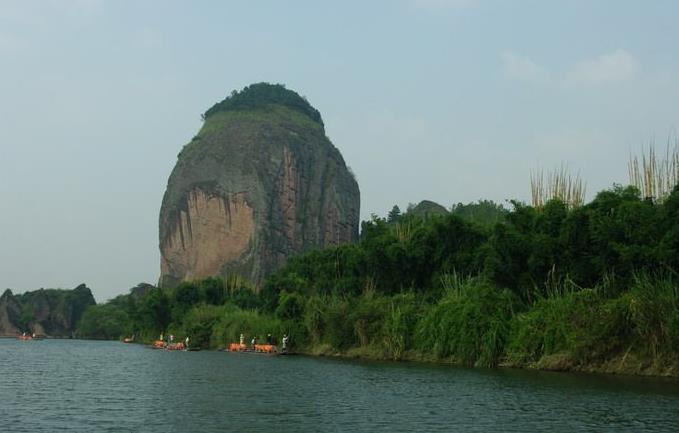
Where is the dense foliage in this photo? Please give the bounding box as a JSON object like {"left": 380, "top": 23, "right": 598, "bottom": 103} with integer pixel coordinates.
{"left": 78, "top": 189, "right": 679, "bottom": 373}
{"left": 450, "top": 200, "right": 508, "bottom": 226}
{"left": 202, "top": 82, "right": 323, "bottom": 125}
{"left": 76, "top": 277, "right": 264, "bottom": 344}
{"left": 11, "top": 284, "right": 96, "bottom": 335}
{"left": 265, "top": 186, "right": 679, "bottom": 303}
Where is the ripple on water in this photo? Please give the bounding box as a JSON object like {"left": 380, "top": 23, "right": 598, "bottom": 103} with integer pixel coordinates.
{"left": 1, "top": 340, "right": 678, "bottom": 433}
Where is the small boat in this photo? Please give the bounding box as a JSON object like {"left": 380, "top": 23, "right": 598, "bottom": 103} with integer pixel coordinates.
{"left": 17, "top": 332, "right": 43, "bottom": 341}
{"left": 228, "top": 343, "right": 248, "bottom": 352}
{"left": 228, "top": 342, "right": 279, "bottom": 354}
{"left": 122, "top": 336, "right": 135, "bottom": 343}
{"left": 166, "top": 342, "right": 185, "bottom": 351}
{"left": 254, "top": 344, "right": 278, "bottom": 354}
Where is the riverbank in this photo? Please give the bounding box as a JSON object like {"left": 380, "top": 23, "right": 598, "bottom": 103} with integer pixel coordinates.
{"left": 76, "top": 274, "right": 679, "bottom": 380}
{"left": 299, "top": 343, "right": 679, "bottom": 378}
{"left": 112, "top": 338, "right": 679, "bottom": 378}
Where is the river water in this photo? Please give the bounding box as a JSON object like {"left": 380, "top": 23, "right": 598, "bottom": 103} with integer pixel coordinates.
{"left": 1, "top": 339, "right": 678, "bottom": 432}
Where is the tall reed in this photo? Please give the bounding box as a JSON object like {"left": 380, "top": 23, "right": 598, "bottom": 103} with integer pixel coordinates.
{"left": 530, "top": 164, "right": 586, "bottom": 210}
{"left": 628, "top": 137, "right": 679, "bottom": 202}
{"left": 393, "top": 220, "right": 413, "bottom": 242}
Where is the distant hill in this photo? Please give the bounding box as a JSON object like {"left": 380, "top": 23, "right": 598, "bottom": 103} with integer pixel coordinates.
{"left": 450, "top": 200, "right": 508, "bottom": 226}
{"left": 407, "top": 200, "right": 449, "bottom": 218}
{"left": 0, "top": 284, "right": 95, "bottom": 337}
{"left": 399, "top": 199, "right": 507, "bottom": 226}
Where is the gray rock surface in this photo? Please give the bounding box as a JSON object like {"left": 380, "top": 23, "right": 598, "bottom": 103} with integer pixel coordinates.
{"left": 159, "top": 84, "right": 360, "bottom": 287}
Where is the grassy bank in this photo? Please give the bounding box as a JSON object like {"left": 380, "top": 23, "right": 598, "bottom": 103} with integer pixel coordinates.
{"left": 77, "top": 184, "right": 679, "bottom": 377}
{"left": 78, "top": 274, "right": 679, "bottom": 377}
{"left": 283, "top": 275, "right": 679, "bottom": 377}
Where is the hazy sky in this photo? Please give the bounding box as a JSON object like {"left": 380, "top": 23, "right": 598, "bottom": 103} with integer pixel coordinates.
{"left": 1, "top": 0, "right": 678, "bottom": 301}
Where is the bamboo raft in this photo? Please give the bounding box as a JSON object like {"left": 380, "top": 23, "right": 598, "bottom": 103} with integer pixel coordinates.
{"left": 228, "top": 343, "right": 279, "bottom": 354}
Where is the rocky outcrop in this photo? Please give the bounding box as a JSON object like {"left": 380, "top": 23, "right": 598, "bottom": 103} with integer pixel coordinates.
{"left": 159, "top": 83, "right": 360, "bottom": 287}
{"left": 0, "top": 284, "right": 96, "bottom": 337}
{"left": 129, "top": 282, "right": 156, "bottom": 300}
{"left": 0, "top": 290, "right": 21, "bottom": 336}
{"left": 408, "top": 200, "right": 449, "bottom": 218}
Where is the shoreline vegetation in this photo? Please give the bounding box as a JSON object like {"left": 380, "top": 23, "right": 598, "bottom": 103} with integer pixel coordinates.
{"left": 76, "top": 181, "right": 679, "bottom": 378}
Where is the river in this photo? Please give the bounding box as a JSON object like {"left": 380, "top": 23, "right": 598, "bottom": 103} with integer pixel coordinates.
{"left": 1, "top": 339, "right": 678, "bottom": 432}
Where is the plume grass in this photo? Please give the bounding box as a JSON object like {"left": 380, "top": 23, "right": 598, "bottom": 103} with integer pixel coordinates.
{"left": 530, "top": 164, "right": 586, "bottom": 210}
{"left": 628, "top": 137, "right": 679, "bottom": 202}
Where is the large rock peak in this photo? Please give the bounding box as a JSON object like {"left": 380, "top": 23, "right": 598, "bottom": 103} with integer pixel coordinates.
{"left": 159, "top": 83, "right": 360, "bottom": 287}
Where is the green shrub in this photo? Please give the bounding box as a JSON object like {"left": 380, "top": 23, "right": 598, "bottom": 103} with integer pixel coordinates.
{"left": 212, "top": 308, "right": 282, "bottom": 349}
{"left": 303, "top": 295, "right": 326, "bottom": 344}
{"left": 180, "top": 304, "right": 229, "bottom": 349}
{"left": 506, "top": 288, "right": 630, "bottom": 365}
{"left": 76, "top": 304, "right": 129, "bottom": 340}
{"left": 415, "top": 279, "right": 517, "bottom": 367}
{"left": 275, "top": 291, "right": 305, "bottom": 321}
{"left": 381, "top": 293, "right": 420, "bottom": 360}
{"left": 352, "top": 292, "right": 388, "bottom": 347}
{"left": 624, "top": 275, "right": 679, "bottom": 357}
{"left": 323, "top": 295, "right": 355, "bottom": 350}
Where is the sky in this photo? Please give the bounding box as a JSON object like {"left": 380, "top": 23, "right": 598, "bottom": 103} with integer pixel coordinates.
{"left": 1, "top": 0, "right": 678, "bottom": 301}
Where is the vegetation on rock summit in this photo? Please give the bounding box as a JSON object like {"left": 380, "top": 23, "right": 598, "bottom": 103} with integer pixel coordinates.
{"left": 202, "top": 82, "right": 323, "bottom": 126}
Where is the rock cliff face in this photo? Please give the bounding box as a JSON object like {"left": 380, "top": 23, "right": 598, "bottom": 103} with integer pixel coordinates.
{"left": 0, "top": 290, "right": 21, "bottom": 336}
{"left": 0, "top": 284, "right": 95, "bottom": 337}
{"left": 159, "top": 83, "right": 360, "bottom": 287}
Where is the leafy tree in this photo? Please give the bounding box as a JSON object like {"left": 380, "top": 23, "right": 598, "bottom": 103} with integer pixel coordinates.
{"left": 172, "top": 281, "right": 203, "bottom": 321}
{"left": 77, "top": 304, "right": 129, "bottom": 340}
{"left": 134, "top": 288, "right": 171, "bottom": 335}
{"left": 200, "top": 277, "right": 225, "bottom": 305}
{"left": 275, "top": 291, "right": 305, "bottom": 321}
{"left": 18, "top": 304, "right": 35, "bottom": 333}
{"left": 451, "top": 200, "right": 508, "bottom": 226}
{"left": 387, "top": 205, "right": 402, "bottom": 223}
